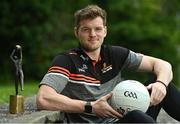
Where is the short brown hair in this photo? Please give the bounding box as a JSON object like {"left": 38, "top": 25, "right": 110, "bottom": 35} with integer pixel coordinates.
{"left": 74, "top": 5, "right": 107, "bottom": 28}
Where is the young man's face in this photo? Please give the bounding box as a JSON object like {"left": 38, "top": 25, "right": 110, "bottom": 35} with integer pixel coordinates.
{"left": 75, "top": 17, "right": 107, "bottom": 52}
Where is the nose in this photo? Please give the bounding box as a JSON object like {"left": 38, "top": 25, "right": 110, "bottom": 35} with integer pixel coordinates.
{"left": 89, "top": 29, "right": 96, "bottom": 37}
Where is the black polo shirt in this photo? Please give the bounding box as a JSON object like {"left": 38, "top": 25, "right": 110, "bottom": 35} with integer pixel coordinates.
{"left": 40, "top": 45, "right": 143, "bottom": 123}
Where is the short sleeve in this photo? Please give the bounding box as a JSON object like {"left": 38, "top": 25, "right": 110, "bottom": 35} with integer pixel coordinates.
{"left": 122, "top": 50, "right": 143, "bottom": 71}
{"left": 110, "top": 46, "right": 130, "bottom": 70}
{"left": 39, "top": 54, "right": 72, "bottom": 93}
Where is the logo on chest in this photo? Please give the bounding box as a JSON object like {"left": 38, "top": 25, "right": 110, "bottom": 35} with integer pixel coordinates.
{"left": 101, "top": 63, "right": 112, "bottom": 73}
{"left": 78, "top": 64, "right": 88, "bottom": 72}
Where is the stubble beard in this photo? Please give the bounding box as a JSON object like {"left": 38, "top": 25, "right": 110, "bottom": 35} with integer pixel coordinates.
{"left": 80, "top": 40, "right": 103, "bottom": 52}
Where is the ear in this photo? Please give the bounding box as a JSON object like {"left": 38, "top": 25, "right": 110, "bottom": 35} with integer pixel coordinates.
{"left": 104, "top": 26, "right": 107, "bottom": 37}
{"left": 74, "top": 27, "right": 78, "bottom": 38}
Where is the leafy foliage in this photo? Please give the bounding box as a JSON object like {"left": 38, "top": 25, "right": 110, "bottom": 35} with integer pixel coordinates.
{"left": 0, "top": 0, "right": 179, "bottom": 84}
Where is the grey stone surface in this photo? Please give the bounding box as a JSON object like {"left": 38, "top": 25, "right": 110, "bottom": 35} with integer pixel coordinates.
{"left": 8, "top": 110, "right": 64, "bottom": 123}
{"left": 0, "top": 95, "right": 179, "bottom": 123}
{"left": 157, "top": 109, "right": 179, "bottom": 123}
{"left": 0, "top": 96, "right": 65, "bottom": 123}
{"left": 0, "top": 96, "right": 37, "bottom": 123}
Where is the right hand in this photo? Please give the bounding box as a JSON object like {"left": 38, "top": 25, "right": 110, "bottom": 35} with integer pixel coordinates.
{"left": 146, "top": 82, "right": 167, "bottom": 106}
{"left": 91, "top": 93, "right": 123, "bottom": 119}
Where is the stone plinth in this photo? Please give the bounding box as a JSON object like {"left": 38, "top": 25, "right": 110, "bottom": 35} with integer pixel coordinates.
{"left": 0, "top": 96, "right": 179, "bottom": 123}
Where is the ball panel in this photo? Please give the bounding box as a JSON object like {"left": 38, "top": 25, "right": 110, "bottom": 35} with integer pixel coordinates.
{"left": 110, "top": 80, "right": 150, "bottom": 115}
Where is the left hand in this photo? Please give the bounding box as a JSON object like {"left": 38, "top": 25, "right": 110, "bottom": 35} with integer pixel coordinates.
{"left": 146, "top": 82, "right": 167, "bottom": 106}
{"left": 91, "top": 93, "right": 123, "bottom": 118}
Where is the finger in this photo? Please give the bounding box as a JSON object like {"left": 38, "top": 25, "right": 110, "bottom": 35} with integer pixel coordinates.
{"left": 146, "top": 84, "right": 152, "bottom": 90}
{"left": 152, "top": 86, "right": 166, "bottom": 105}
{"left": 150, "top": 87, "right": 162, "bottom": 105}
{"left": 113, "top": 111, "right": 123, "bottom": 118}
{"left": 107, "top": 111, "right": 122, "bottom": 119}
{"left": 154, "top": 92, "right": 164, "bottom": 105}
{"left": 103, "top": 93, "right": 113, "bottom": 100}
{"left": 110, "top": 108, "right": 123, "bottom": 118}
{"left": 149, "top": 86, "right": 157, "bottom": 105}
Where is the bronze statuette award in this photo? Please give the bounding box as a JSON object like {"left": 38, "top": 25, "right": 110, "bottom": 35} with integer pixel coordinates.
{"left": 9, "top": 45, "right": 24, "bottom": 114}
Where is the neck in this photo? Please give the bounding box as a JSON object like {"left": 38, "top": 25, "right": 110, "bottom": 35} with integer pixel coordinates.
{"left": 84, "top": 48, "right": 101, "bottom": 62}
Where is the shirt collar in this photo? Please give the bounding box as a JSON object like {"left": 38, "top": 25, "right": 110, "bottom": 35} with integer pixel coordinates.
{"left": 74, "top": 45, "right": 105, "bottom": 63}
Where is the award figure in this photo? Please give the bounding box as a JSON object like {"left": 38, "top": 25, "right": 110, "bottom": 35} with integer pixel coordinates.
{"left": 9, "top": 45, "right": 24, "bottom": 114}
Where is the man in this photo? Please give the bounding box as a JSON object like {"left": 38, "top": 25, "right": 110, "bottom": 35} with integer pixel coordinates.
{"left": 37, "top": 5, "right": 180, "bottom": 123}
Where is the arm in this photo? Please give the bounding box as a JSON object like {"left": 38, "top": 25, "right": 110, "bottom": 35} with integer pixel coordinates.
{"left": 36, "top": 85, "right": 85, "bottom": 113}
{"left": 138, "top": 55, "right": 173, "bottom": 105}
{"left": 138, "top": 55, "right": 173, "bottom": 85}
{"left": 36, "top": 85, "right": 122, "bottom": 118}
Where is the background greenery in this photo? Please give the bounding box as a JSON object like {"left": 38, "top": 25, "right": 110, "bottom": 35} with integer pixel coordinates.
{"left": 0, "top": 0, "right": 180, "bottom": 103}
{"left": 0, "top": 81, "right": 38, "bottom": 104}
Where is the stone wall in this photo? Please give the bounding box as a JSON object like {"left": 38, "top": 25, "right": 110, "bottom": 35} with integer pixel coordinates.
{"left": 0, "top": 96, "right": 64, "bottom": 123}
{"left": 0, "top": 96, "right": 179, "bottom": 123}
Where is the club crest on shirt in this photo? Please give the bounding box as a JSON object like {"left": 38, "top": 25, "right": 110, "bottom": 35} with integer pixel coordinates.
{"left": 101, "top": 63, "right": 112, "bottom": 73}
{"left": 78, "top": 64, "right": 88, "bottom": 72}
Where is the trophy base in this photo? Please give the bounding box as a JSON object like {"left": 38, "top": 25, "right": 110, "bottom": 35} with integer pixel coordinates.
{"left": 9, "top": 95, "right": 24, "bottom": 114}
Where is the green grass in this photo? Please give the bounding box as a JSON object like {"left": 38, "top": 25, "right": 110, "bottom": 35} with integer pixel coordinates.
{"left": 0, "top": 81, "right": 39, "bottom": 104}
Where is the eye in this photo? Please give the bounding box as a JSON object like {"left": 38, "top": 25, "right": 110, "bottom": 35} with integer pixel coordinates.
{"left": 95, "top": 27, "right": 103, "bottom": 32}
{"left": 81, "top": 28, "right": 89, "bottom": 32}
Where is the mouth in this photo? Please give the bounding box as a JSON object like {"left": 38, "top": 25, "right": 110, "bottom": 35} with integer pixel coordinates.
{"left": 88, "top": 38, "right": 97, "bottom": 42}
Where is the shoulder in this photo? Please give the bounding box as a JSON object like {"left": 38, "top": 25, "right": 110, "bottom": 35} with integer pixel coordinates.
{"left": 111, "top": 45, "right": 129, "bottom": 53}
{"left": 51, "top": 49, "right": 76, "bottom": 66}
{"left": 104, "top": 45, "right": 130, "bottom": 58}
